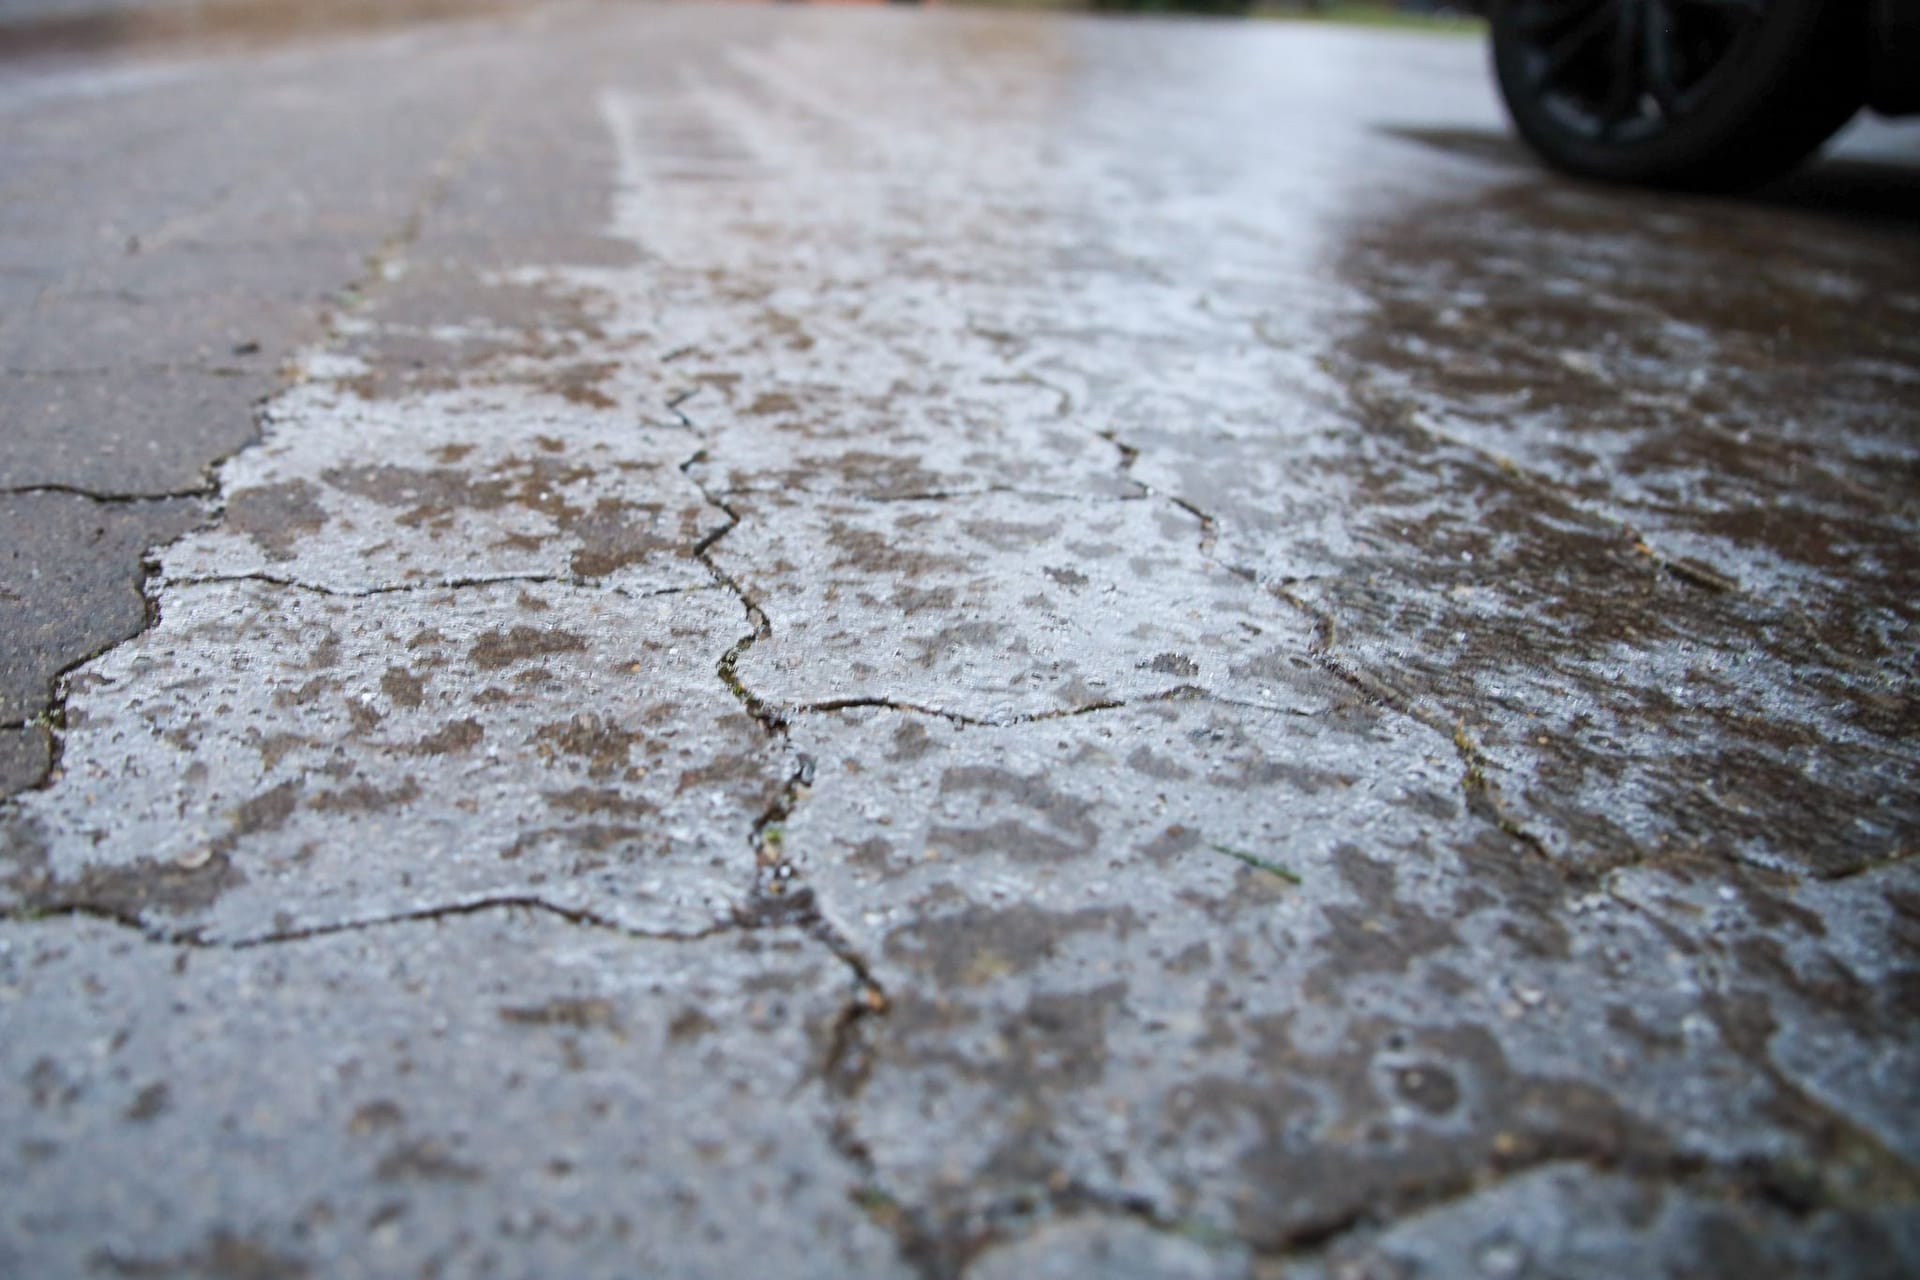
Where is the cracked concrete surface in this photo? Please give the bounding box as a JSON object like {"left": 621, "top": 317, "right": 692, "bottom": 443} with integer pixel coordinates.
{"left": 3, "top": 578, "right": 787, "bottom": 939}
{"left": 168, "top": 380, "right": 725, "bottom": 592}
{"left": 3, "top": 4, "right": 1919, "bottom": 1276}
{"left": 2, "top": 911, "right": 907, "bottom": 1279}
{"left": 0, "top": 491, "right": 200, "bottom": 729}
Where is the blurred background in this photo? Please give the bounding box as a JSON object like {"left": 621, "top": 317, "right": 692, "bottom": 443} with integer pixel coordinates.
{"left": 0, "top": 0, "right": 1488, "bottom": 54}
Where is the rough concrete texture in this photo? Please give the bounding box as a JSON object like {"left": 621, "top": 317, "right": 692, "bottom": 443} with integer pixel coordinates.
{"left": 0, "top": 491, "right": 201, "bottom": 723}
{"left": 2, "top": 4, "right": 1918, "bottom": 1277}
{"left": 0, "top": 2, "right": 534, "bottom": 765}
{"left": 0, "top": 912, "right": 907, "bottom": 1279}
{"left": 167, "top": 380, "right": 725, "bottom": 592}
{"left": 4, "top": 579, "right": 790, "bottom": 938}
{"left": 0, "top": 367, "right": 281, "bottom": 495}
{"left": 0, "top": 725, "right": 51, "bottom": 795}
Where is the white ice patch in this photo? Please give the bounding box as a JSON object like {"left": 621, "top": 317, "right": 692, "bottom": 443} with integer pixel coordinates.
{"left": 7, "top": 580, "right": 780, "bottom": 940}
{"left": 167, "top": 381, "right": 723, "bottom": 594}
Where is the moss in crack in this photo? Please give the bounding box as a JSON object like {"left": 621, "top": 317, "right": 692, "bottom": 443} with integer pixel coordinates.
{"left": 1208, "top": 842, "right": 1302, "bottom": 886}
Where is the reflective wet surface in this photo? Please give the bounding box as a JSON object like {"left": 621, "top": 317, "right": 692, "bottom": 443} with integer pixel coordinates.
{"left": 2, "top": 5, "right": 1918, "bottom": 1275}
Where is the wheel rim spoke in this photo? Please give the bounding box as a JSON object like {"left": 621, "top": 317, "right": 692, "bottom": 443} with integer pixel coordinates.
{"left": 1508, "top": 0, "right": 1766, "bottom": 141}
{"left": 1599, "top": 0, "right": 1645, "bottom": 133}
{"left": 1643, "top": 0, "right": 1684, "bottom": 117}
{"left": 1667, "top": 0, "right": 1761, "bottom": 18}
{"left": 1530, "top": 1, "right": 1618, "bottom": 85}
{"left": 1514, "top": 0, "right": 1609, "bottom": 36}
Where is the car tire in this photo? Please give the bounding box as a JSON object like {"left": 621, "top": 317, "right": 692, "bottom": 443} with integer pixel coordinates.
{"left": 1491, "top": 0, "right": 1866, "bottom": 190}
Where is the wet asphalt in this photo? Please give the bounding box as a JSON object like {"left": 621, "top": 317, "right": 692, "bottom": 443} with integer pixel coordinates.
{"left": 2, "top": 3, "right": 1919, "bottom": 1276}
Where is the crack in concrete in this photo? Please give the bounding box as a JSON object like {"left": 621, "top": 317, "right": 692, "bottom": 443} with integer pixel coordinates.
{"left": 1095, "top": 428, "right": 1141, "bottom": 477}
{"left": 671, "top": 412, "right": 898, "bottom": 1134}
{"left": 0, "top": 362, "right": 265, "bottom": 380}
{"left": 1164, "top": 494, "right": 1219, "bottom": 560}
{"left": 749, "top": 753, "right": 814, "bottom": 878}
{"left": 0, "top": 892, "right": 737, "bottom": 951}
{"left": 788, "top": 686, "right": 1313, "bottom": 731}
{"left": 789, "top": 695, "right": 1126, "bottom": 730}
{"left": 832, "top": 486, "right": 1148, "bottom": 506}
{"left": 664, "top": 386, "right": 706, "bottom": 428}
{"left": 681, "top": 449, "right": 785, "bottom": 734}
{"left": 659, "top": 382, "right": 926, "bottom": 1274}
{"left": 160, "top": 570, "right": 721, "bottom": 602}
{"left": 999, "top": 367, "right": 1150, "bottom": 497}
{"left": 1276, "top": 578, "right": 1562, "bottom": 871}
{"left": 0, "top": 483, "right": 217, "bottom": 504}
{"left": 1445, "top": 717, "right": 1561, "bottom": 868}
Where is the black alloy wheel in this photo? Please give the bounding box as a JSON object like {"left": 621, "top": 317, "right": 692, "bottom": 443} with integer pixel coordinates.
{"left": 1491, "top": 0, "right": 1866, "bottom": 189}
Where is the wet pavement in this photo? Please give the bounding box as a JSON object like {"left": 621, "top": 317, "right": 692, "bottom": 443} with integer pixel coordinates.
{"left": 3, "top": 4, "right": 1919, "bottom": 1276}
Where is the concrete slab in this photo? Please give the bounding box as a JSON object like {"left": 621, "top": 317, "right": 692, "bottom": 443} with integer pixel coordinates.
{"left": 2, "top": 6, "right": 1917, "bottom": 1275}
{"left": 0, "top": 910, "right": 905, "bottom": 1279}
{"left": 4, "top": 579, "right": 783, "bottom": 939}
{"left": 0, "top": 366, "right": 275, "bottom": 494}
